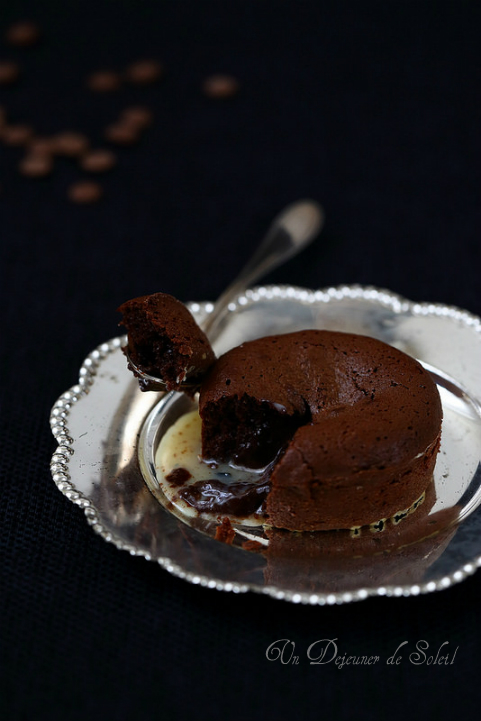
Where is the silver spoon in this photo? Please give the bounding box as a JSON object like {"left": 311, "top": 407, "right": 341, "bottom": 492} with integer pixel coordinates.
{"left": 127, "top": 199, "right": 324, "bottom": 391}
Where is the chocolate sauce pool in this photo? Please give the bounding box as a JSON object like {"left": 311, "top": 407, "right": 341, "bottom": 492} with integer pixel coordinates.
{"left": 156, "top": 409, "right": 270, "bottom": 525}
{"left": 177, "top": 476, "right": 270, "bottom": 516}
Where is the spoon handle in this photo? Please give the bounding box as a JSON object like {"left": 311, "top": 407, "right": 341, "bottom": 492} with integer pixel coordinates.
{"left": 201, "top": 199, "right": 324, "bottom": 339}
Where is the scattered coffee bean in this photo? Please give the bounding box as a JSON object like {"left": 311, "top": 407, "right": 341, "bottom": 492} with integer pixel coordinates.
{"left": 202, "top": 73, "right": 239, "bottom": 98}
{"left": 124, "top": 59, "right": 163, "bottom": 85}
{"left": 0, "top": 106, "right": 6, "bottom": 127}
{"left": 28, "top": 136, "right": 56, "bottom": 156}
{"left": 53, "top": 131, "right": 89, "bottom": 157}
{"left": 1, "top": 124, "right": 33, "bottom": 146}
{"left": 68, "top": 180, "right": 103, "bottom": 204}
{"left": 80, "top": 148, "right": 116, "bottom": 173}
{"left": 120, "top": 106, "right": 153, "bottom": 129}
{"left": 104, "top": 122, "right": 140, "bottom": 146}
{"left": 0, "top": 61, "right": 20, "bottom": 85}
{"left": 19, "top": 153, "right": 53, "bottom": 178}
{"left": 86, "top": 70, "right": 121, "bottom": 92}
{"left": 5, "top": 21, "right": 41, "bottom": 47}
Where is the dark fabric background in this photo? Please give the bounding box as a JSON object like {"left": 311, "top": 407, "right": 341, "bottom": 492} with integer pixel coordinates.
{"left": 1, "top": 1, "right": 480, "bottom": 719}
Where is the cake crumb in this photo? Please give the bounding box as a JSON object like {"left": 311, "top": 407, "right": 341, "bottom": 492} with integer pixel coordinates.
{"left": 165, "top": 467, "right": 192, "bottom": 487}
{"left": 241, "top": 539, "right": 264, "bottom": 553}
{"left": 215, "top": 517, "right": 235, "bottom": 544}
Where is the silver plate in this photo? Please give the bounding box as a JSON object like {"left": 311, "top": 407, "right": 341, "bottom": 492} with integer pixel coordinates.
{"left": 50, "top": 285, "right": 481, "bottom": 605}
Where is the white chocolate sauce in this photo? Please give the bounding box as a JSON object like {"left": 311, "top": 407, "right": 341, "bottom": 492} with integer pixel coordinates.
{"left": 155, "top": 410, "right": 267, "bottom": 526}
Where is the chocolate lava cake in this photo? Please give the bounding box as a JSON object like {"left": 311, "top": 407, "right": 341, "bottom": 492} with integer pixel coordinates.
{"left": 199, "top": 331, "right": 442, "bottom": 531}
{"left": 119, "top": 293, "right": 443, "bottom": 532}
{"left": 118, "top": 292, "right": 215, "bottom": 392}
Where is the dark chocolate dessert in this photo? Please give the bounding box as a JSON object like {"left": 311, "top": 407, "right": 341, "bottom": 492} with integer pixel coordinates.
{"left": 118, "top": 292, "right": 216, "bottom": 392}
{"left": 119, "top": 293, "right": 442, "bottom": 533}
{"left": 199, "top": 330, "right": 442, "bottom": 531}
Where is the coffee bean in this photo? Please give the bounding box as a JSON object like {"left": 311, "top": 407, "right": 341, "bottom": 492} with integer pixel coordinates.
{"left": 104, "top": 122, "right": 140, "bottom": 146}
{"left": 124, "top": 59, "right": 163, "bottom": 85}
{"left": 28, "top": 137, "right": 56, "bottom": 156}
{"left": 67, "top": 180, "right": 103, "bottom": 204}
{"left": 19, "top": 153, "right": 53, "bottom": 178}
{"left": 5, "top": 21, "right": 41, "bottom": 47}
{"left": 87, "top": 70, "right": 121, "bottom": 92}
{"left": 120, "top": 106, "right": 153, "bottom": 129}
{"left": 53, "top": 131, "right": 89, "bottom": 157}
{"left": 80, "top": 149, "right": 116, "bottom": 173}
{"left": 1, "top": 124, "right": 33, "bottom": 146}
{"left": 0, "top": 106, "right": 6, "bottom": 127}
{"left": 0, "top": 61, "right": 20, "bottom": 85}
{"left": 202, "top": 74, "right": 239, "bottom": 98}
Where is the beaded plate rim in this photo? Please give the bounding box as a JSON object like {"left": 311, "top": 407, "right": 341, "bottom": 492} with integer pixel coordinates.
{"left": 49, "top": 284, "right": 481, "bottom": 605}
